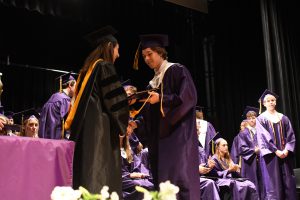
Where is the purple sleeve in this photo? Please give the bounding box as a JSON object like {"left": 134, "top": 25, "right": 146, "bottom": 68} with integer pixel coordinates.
{"left": 161, "top": 65, "right": 197, "bottom": 126}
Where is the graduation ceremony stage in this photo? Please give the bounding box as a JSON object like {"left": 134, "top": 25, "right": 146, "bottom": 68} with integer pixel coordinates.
{"left": 0, "top": 136, "right": 75, "bottom": 200}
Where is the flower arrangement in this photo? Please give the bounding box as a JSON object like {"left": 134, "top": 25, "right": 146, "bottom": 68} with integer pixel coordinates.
{"left": 51, "top": 180, "right": 179, "bottom": 200}
{"left": 136, "top": 180, "right": 179, "bottom": 200}
{"left": 51, "top": 185, "right": 119, "bottom": 200}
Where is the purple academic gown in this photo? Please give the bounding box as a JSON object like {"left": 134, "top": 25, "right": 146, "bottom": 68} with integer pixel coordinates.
{"left": 38, "top": 92, "right": 71, "bottom": 139}
{"left": 211, "top": 155, "right": 258, "bottom": 200}
{"left": 238, "top": 127, "right": 264, "bottom": 199}
{"left": 201, "top": 121, "right": 217, "bottom": 158}
{"left": 143, "top": 63, "right": 200, "bottom": 199}
{"left": 198, "top": 146, "right": 221, "bottom": 200}
{"left": 230, "top": 135, "right": 240, "bottom": 165}
{"left": 257, "top": 114, "right": 297, "bottom": 200}
{"left": 121, "top": 151, "right": 154, "bottom": 200}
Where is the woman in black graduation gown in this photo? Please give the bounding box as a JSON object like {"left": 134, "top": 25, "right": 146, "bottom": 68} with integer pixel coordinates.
{"left": 64, "top": 25, "right": 129, "bottom": 196}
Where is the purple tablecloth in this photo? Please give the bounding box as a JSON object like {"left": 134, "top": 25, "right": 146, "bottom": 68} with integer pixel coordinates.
{"left": 0, "top": 136, "right": 75, "bottom": 200}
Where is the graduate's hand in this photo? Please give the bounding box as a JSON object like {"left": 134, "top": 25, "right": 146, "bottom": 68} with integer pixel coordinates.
{"left": 139, "top": 91, "right": 159, "bottom": 104}
{"left": 136, "top": 142, "right": 143, "bottom": 154}
{"left": 199, "top": 165, "right": 211, "bottom": 174}
{"left": 130, "top": 172, "right": 148, "bottom": 179}
{"left": 207, "top": 157, "right": 216, "bottom": 169}
{"left": 0, "top": 121, "right": 3, "bottom": 130}
{"left": 283, "top": 149, "right": 289, "bottom": 157}
{"left": 275, "top": 150, "right": 285, "bottom": 158}
{"left": 229, "top": 164, "right": 240, "bottom": 172}
{"left": 128, "top": 120, "right": 137, "bottom": 129}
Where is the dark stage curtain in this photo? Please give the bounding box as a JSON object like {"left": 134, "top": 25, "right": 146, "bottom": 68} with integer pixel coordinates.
{"left": 260, "top": 0, "right": 300, "bottom": 166}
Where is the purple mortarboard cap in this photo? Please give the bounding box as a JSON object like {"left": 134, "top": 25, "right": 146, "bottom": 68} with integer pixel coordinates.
{"left": 258, "top": 89, "right": 279, "bottom": 103}
{"left": 58, "top": 72, "right": 75, "bottom": 85}
{"left": 84, "top": 25, "right": 118, "bottom": 48}
{"left": 139, "top": 34, "right": 169, "bottom": 50}
{"left": 242, "top": 106, "right": 259, "bottom": 119}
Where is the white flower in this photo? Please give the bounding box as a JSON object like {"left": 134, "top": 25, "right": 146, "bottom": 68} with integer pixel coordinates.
{"left": 158, "top": 181, "right": 179, "bottom": 200}
{"left": 100, "top": 186, "right": 110, "bottom": 199}
{"left": 142, "top": 191, "right": 153, "bottom": 200}
{"left": 51, "top": 186, "right": 82, "bottom": 200}
{"left": 110, "top": 191, "right": 119, "bottom": 200}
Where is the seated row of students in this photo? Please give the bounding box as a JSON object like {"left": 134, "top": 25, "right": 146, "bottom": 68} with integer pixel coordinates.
{"left": 0, "top": 110, "right": 39, "bottom": 138}
{"left": 196, "top": 108, "right": 258, "bottom": 200}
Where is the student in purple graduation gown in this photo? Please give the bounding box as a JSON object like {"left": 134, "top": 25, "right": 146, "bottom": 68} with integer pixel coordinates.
{"left": 120, "top": 124, "right": 154, "bottom": 200}
{"left": 198, "top": 144, "right": 221, "bottom": 200}
{"left": 256, "top": 89, "right": 297, "bottom": 200}
{"left": 212, "top": 138, "right": 258, "bottom": 200}
{"left": 239, "top": 106, "right": 264, "bottom": 199}
{"left": 136, "top": 34, "right": 200, "bottom": 199}
{"left": 38, "top": 73, "right": 76, "bottom": 139}
{"left": 196, "top": 106, "right": 217, "bottom": 159}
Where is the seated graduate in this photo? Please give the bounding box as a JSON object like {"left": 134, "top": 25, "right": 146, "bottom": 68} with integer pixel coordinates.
{"left": 212, "top": 138, "right": 258, "bottom": 200}
{"left": 23, "top": 110, "right": 40, "bottom": 138}
{"left": 123, "top": 83, "right": 150, "bottom": 171}
{"left": 120, "top": 123, "right": 154, "bottom": 200}
{"left": 198, "top": 143, "right": 221, "bottom": 200}
{"left": 238, "top": 106, "right": 264, "bottom": 200}
{"left": 196, "top": 106, "right": 218, "bottom": 158}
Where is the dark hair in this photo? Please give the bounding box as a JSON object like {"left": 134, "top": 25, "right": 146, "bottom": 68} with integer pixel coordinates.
{"left": 246, "top": 111, "right": 257, "bottom": 118}
{"left": 77, "top": 40, "right": 118, "bottom": 93}
{"left": 150, "top": 46, "right": 168, "bottom": 60}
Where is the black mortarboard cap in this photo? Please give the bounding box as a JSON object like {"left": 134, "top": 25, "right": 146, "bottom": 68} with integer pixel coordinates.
{"left": 139, "top": 34, "right": 169, "bottom": 50}
{"left": 84, "top": 25, "right": 118, "bottom": 48}
{"left": 133, "top": 34, "right": 168, "bottom": 70}
{"left": 242, "top": 106, "right": 259, "bottom": 119}
{"left": 258, "top": 89, "right": 279, "bottom": 114}
{"left": 258, "top": 89, "right": 279, "bottom": 103}
{"left": 208, "top": 132, "right": 222, "bottom": 155}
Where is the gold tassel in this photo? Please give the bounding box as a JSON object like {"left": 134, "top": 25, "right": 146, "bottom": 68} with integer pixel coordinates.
{"left": 61, "top": 119, "right": 64, "bottom": 139}
{"left": 59, "top": 76, "right": 62, "bottom": 93}
{"left": 259, "top": 100, "right": 262, "bottom": 114}
{"left": 133, "top": 42, "right": 141, "bottom": 70}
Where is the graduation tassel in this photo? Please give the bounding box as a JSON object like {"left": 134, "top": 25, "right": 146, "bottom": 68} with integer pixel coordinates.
{"left": 259, "top": 100, "right": 262, "bottom": 114}
{"left": 61, "top": 119, "right": 65, "bottom": 139}
{"left": 133, "top": 42, "right": 141, "bottom": 70}
{"left": 59, "top": 76, "right": 62, "bottom": 93}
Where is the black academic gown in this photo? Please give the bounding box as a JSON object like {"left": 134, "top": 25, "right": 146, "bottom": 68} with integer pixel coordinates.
{"left": 69, "top": 61, "right": 129, "bottom": 196}
{"left": 143, "top": 63, "right": 200, "bottom": 200}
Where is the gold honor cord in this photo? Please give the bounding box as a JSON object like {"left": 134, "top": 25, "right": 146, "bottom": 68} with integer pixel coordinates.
{"left": 130, "top": 94, "right": 152, "bottom": 119}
